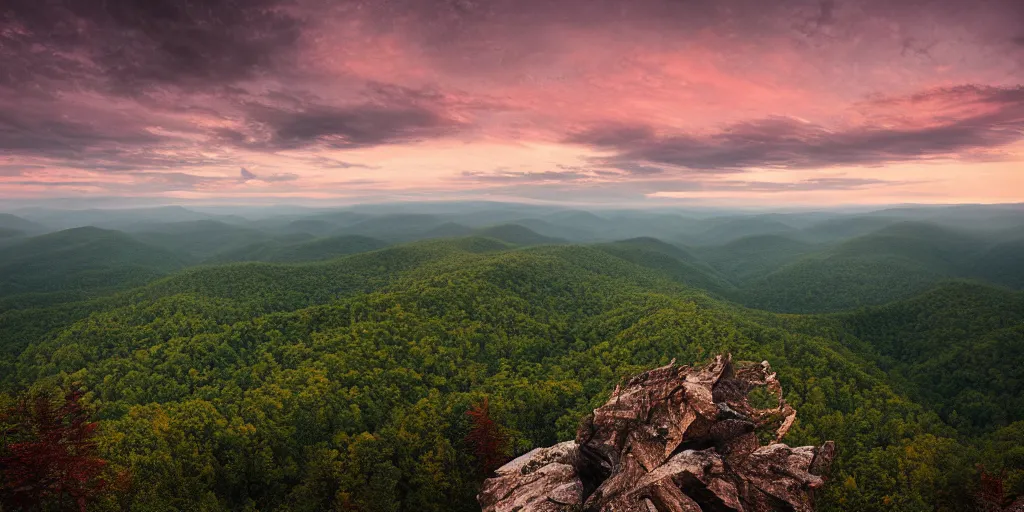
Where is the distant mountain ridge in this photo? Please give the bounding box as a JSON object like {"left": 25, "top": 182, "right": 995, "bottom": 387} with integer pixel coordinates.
{"left": 0, "top": 226, "right": 188, "bottom": 298}
{"left": 0, "top": 213, "right": 45, "bottom": 234}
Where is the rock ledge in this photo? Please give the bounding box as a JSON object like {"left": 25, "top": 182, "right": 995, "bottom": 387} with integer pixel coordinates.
{"left": 479, "top": 355, "right": 835, "bottom": 512}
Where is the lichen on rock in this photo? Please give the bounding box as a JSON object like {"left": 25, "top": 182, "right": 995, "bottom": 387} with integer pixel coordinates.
{"left": 478, "top": 355, "right": 836, "bottom": 512}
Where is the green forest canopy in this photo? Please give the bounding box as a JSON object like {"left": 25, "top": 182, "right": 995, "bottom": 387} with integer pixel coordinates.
{"left": 0, "top": 203, "right": 1022, "bottom": 511}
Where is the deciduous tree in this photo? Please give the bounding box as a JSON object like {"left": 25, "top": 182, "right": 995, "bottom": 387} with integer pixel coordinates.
{"left": 0, "top": 389, "right": 109, "bottom": 512}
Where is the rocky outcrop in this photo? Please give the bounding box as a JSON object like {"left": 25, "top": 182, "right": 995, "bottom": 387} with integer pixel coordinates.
{"left": 479, "top": 355, "right": 835, "bottom": 512}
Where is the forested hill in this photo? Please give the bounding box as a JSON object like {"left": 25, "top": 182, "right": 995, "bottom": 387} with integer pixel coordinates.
{"left": 835, "top": 282, "right": 1024, "bottom": 434}
{"left": 0, "top": 232, "right": 1019, "bottom": 511}
{"left": 0, "top": 204, "right": 1022, "bottom": 511}
{"left": 0, "top": 227, "right": 188, "bottom": 299}
{"left": 732, "top": 222, "right": 1024, "bottom": 312}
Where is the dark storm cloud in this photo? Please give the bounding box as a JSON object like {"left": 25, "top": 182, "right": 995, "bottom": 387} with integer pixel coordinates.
{"left": 0, "top": 0, "right": 303, "bottom": 93}
{"left": 268, "top": 105, "right": 452, "bottom": 149}
{"left": 0, "top": 75, "right": 465, "bottom": 171}
{"left": 0, "top": 107, "right": 167, "bottom": 158}
{"left": 816, "top": 0, "right": 836, "bottom": 26}
{"left": 230, "top": 102, "right": 463, "bottom": 151}
{"left": 875, "top": 84, "right": 1024, "bottom": 106}
{"left": 70, "top": 151, "right": 235, "bottom": 172}
{"left": 0, "top": 100, "right": 234, "bottom": 171}
{"left": 567, "top": 125, "right": 656, "bottom": 148}
{"left": 205, "top": 82, "right": 476, "bottom": 151}
{"left": 568, "top": 86, "right": 1024, "bottom": 171}
{"left": 4, "top": 0, "right": 1021, "bottom": 94}
{"left": 348, "top": 0, "right": 796, "bottom": 37}
{"left": 338, "top": 0, "right": 1024, "bottom": 52}
{"left": 4, "top": 0, "right": 1019, "bottom": 98}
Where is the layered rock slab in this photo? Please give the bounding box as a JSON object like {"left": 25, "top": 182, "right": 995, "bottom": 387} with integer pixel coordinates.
{"left": 479, "top": 355, "right": 835, "bottom": 512}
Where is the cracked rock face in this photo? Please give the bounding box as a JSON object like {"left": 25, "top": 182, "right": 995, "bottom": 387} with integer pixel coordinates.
{"left": 479, "top": 355, "right": 835, "bottom": 512}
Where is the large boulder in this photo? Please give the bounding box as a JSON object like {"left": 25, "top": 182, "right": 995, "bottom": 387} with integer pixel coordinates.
{"left": 479, "top": 355, "right": 835, "bottom": 512}
{"left": 477, "top": 441, "right": 584, "bottom": 512}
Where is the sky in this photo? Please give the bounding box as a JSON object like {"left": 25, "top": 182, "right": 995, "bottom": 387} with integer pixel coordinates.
{"left": 1, "top": 0, "right": 1023, "bottom": 206}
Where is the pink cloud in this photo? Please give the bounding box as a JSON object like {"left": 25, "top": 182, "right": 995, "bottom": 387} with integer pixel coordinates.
{"left": 1, "top": 0, "right": 1022, "bottom": 204}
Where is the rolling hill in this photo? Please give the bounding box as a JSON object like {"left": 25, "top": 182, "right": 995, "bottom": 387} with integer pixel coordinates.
{"left": 283, "top": 219, "right": 340, "bottom": 236}
{"left": 132, "top": 220, "right": 273, "bottom": 260}
{"left": 693, "top": 234, "right": 820, "bottom": 284}
{"left": 0, "top": 226, "right": 188, "bottom": 299}
{"left": 335, "top": 213, "right": 449, "bottom": 241}
{"left": 206, "top": 232, "right": 321, "bottom": 263}
{"left": 834, "top": 282, "right": 1024, "bottom": 433}
{"left": 541, "top": 209, "right": 608, "bottom": 231}
{"left": 799, "top": 215, "right": 903, "bottom": 243}
{"left": 0, "top": 234, "right": 1000, "bottom": 511}
{"left": 14, "top": 205, "right": 230, "bottom": 231}
{"left": 230, "top": 233, "right": 389, "bottom": 262}
{"left": 972, "top": 237, "right": 1024, "bottom": 289}
{"left": 679, "top": 215, "right": 800, "bottom": 245}
{"left": 421, "top": 222, "right": 476, "bottom": 239}
{"left": 498, "top": 217, "right": 599, "bottom": 241}
{"left": 594, "top": 237, "right": 734, "bottom": 295}
{"left": 0, "top": 227, "right": 25, "bottom": 239}
{"left": 0, "top": 213, "right": 46, "bottom": 234}
{"left": 474, "top": 224, "right": 565, "bottom": 245}
{"left": 736, "top": 222, "right": 1020, "bottom": 312}
{"left": 0, "top": 205, "right": 1022, "bottom": 511}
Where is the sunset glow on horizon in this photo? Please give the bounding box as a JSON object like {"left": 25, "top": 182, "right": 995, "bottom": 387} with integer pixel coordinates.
{"left": 2, "top": 0, "right": 1023, "bottom": 206}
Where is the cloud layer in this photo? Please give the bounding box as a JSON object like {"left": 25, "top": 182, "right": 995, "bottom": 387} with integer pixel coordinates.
{"left": 568, "top": 86, "right": 1024, "bottom": 171}
{"left": 1, "top": 0, "right": 1023, "bottom": 204}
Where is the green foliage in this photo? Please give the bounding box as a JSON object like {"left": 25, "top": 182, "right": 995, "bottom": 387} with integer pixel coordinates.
{"left": 693, "top": 234, "right": 819, "bottom": 284}
{"left": 736, "top": 222, "right": 1020, "bottom": 312}
{"left": 0, "top": 217, "right": 1021, "bottom": 511}
{"left": 0, "top": 227, "right": 188, "bottom": 300}
{"left": 473, "top": 224, "right": 565, "bottom": 246}
{"left": 835, "top": 282, "right": 1024, "bottom": 434}
{"left": 594, "top": 238, "right": 734, "bottom": 295}
{"left": 973, "top": 237, "right": 1024, "bottom": 289}
{"left": 213, "top": 235, "right": 390, "bottom": 264}
{"left": 132, "top": 220, "right": 273, "bottom": 260}
{"left": 981, "top": 422, "right": 1024, "bottom": 500}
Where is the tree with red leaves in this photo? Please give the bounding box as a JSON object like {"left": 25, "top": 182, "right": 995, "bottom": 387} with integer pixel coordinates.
{"left": 465, "top": 397, "right": 510, "bottom": 476}
{"left": 0, "top": 389, "right": 109, "bottom": 512}
{"left": 977, "top": 465, "right": 1008, "bottom": 512}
